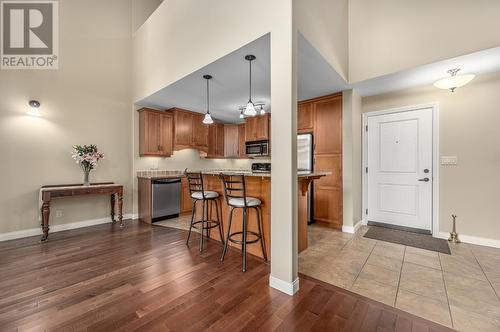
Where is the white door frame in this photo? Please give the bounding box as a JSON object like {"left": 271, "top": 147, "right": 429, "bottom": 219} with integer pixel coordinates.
{"left": 362, "top": 103, "right": 440, "bottom": 236}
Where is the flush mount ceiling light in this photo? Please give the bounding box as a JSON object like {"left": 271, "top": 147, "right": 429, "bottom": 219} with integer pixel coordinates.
{"left": 202, "top": 74, "right": 214, "bottom": 124}
{"left": 434, "top": 68, "right": 475, "bottom": 92}
{"left": 27, "top": 100, "right": 41, "bottom": 116}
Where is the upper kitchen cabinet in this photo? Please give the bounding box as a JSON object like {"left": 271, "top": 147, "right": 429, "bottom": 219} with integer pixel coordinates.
{"left": 245, "top": 114, "right": 270, "bottom": 142}
{"left": 238, "top": 124, "right": 246, "bottom": 158}
{"left": 138, "top": 108, "right": 173, "bottom": 157}
{"left": 314, "top": 96, "right": 342, "bottom": 155}
{"left": 171, "top": 108, "right": 209, "bottom": 152}
{"left": 207, "top": 123, "right": 225, "bottom": 158}
{"left": 298, "top": 102, "right": 314, "bottom": 133}
{"left": 224, "top": 125, "right": 239, "bottom": 158}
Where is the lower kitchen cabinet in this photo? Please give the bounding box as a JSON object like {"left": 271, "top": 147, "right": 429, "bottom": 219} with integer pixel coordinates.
{"left": 180, "top": 177, "right": 192, "bottom": 214}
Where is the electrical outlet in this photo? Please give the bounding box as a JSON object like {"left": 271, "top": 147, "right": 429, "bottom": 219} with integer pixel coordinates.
{"left": 55, "top": 210, "right": 63, "bottom": 218}
{"left": 441, "top": 156, "right": 458, "bottom": 166}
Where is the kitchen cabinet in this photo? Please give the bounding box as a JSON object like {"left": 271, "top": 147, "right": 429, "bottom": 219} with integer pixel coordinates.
{"left": 207, "top": 123, "right": 225, "bottom": 158}
{"left": 180, "top": 177, "right": 192, "bottom": 214}
{"left": 300, "top": 93, "right": 343, "bottom": 229}
{"left": 298, "top": 102, "right": 314, "bottom": 132}
{"left": 238, "top": 124, "right": 246, "bottom": 158}
{"left": 172, "top": 108, "right": 209, "bottom": 152}
{"left": 245, "top": 114, "right": 270, "bottom": 142}
{"left": 224, "top": 125, "right": 239, "bottom": 157}
{"left": 138, "top": 108, "right": 173, "bottom": 157}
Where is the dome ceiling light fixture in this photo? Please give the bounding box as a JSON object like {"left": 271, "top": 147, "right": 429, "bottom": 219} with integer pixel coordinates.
{"left": 433, "top": 68, "right": 475, "bottom": 92}
{"left": 202, "top": 74, "right": 214, "bottom": 124}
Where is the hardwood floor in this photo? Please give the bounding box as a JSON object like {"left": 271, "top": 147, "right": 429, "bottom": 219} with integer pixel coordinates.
{"left": 0, "top": 221, "right": 454, "bottom": 331}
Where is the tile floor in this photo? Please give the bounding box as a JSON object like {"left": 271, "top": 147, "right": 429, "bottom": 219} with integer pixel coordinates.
{"left": 299, "top": 224, "right": 500, "bottom": 331}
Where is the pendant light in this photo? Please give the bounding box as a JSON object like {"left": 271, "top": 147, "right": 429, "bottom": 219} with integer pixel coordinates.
{"left": 244, "top": 55, "right": 257, "bottom": 116}
{"left": 239, "top": 109, "right": 244, "bottom": 119}
{"left": 434, "top": 68, "right": 475, "bottom": 92}
{"left": 202, "top": 74, "right": 214, "bottom": 124}
{"left": 259, "top": 105, "right": 265, "bottom": 115}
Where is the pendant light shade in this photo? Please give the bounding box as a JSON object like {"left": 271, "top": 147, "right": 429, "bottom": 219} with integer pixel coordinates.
{"left": 202, "top": 74, "right": 214, "bottom": 124}
{"left": 434, "top": 68, "right": 475, "bottom": 92}
{"left": 244, "top": 54, "right": 257, "bottom": 116}
{"left": 239, "top": 109, "right": 244, "bottom": 119}
{"left": 259, "top": 105, "right": 265, "bottom": 115}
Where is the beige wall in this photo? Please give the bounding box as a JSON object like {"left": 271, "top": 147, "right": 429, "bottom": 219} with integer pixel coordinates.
{"left": 342, "top": 90, "right": 362, "bottom": 228}
{"left": 362, "top": 72, "right": 500, "bottom": 240}
{"left": 132, "top": 0, "right": 163, "bottom": 32}
{"left": 295, "top": 0, "right": 348, "bottom": 81}
{"left": 349, "top": 0, "right": 500, "bottom": 82}
{"left": 0, "top": 0, "right": 133, "bottom": 234}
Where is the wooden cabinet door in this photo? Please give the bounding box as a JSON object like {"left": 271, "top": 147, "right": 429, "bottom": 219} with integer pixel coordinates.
{"left": 180, "top": 178, "right": 192, "bottom": 214}
{"left": 255, "top": 114, "right": 270, "bottom": 141}
{"left": 192, "top": 114, "right": 209, "bottom": 151}
{"left": 314, "top": 96, "right": 342, "bottom": 154}
{"left": 238, "top": 124, "right": 246, "bottom": 158}
{"left": 245, "top": 117, "right": 257, "bottom": 142}
{"left": 216, "top": 124, "right": 225, "bottom": 157}
{"left": 174, "top": 110, "right": 194, "bottom": 149}
{"left": 298, "top": 102, "right": 313, "bottom": 132}
{"left": 313, "top": 188, "right": 342, "bottom": 226}
{"left": 207, "top": 124, "right": 217, "bottom": 157}
{"left": 139, "top": 108, "right": 166, "bottom": 156}
{"left": 224, "top": 125, "right": 239, "bottom": 157}
{"left": 159, "top": 113, "right": 173, "bottom": 156}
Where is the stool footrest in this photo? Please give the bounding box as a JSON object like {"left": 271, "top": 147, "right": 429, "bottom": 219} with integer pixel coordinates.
{"left": 191, "top": 220, "right": 221, "bottom": 230}
{"left": 227, "top": 231, "right": 262, "bottom": 245}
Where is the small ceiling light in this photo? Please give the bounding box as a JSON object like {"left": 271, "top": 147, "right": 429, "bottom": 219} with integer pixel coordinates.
{"left": 239, "top": 109, "right": 244, "bottom": 119}
{"left": 434, "top": 68, "right": 475, "bottom": 92}
{"left": 202, "top": 74, "right": 214, "bottom": 124}
{"left": 244, "top": 55, "right": 257, "bottom": 116}
{"left": 27, "top": 100, "right": 41, "bottom": 116}
{"left": 259, "top": 105, "right": 265, "bottom": 115}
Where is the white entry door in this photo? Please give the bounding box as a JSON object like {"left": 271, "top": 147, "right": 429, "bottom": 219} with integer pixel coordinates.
{"left": 367, "top": 108, "right": 433, "bottom": 231}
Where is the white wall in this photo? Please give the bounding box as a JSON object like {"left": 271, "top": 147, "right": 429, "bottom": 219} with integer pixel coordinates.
{"left": 349, "top": 0, "right": 500, "bottom": 82}
{"left": 295, "top": 0, "right": 348, "bottom": 81}
{"left": 362, "top": 72, "right": 500, "bottom": 241}
{"left": 0, "top": 0, "right": 133, "bottom": 234}
{"left": 132, "top": 0, "right": 163, "bottom": 32}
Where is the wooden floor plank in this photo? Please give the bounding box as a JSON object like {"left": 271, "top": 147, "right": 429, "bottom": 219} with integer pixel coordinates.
{"left": 0, "top": 221, "right": 455, "bottom": 331}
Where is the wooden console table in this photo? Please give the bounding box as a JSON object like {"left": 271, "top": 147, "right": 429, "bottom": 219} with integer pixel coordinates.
{"left": 40, "top": 182, "right": 124, "bottom": 241}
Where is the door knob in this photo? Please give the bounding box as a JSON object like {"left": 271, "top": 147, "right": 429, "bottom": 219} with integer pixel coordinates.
{"left": 418, "top": 177, "right": 430, "bottom": 182}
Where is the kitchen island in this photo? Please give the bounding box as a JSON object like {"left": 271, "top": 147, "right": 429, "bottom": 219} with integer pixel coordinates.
{"left": 137, "top": 170, "right": 329, "bottom": 259}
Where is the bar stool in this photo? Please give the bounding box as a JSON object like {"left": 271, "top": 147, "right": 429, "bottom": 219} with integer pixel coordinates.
{"left": 185, "top": 169, "right": 224, "bottom": 253}
{"left": 219, "top": 173, "right": 267, "bottom": 272}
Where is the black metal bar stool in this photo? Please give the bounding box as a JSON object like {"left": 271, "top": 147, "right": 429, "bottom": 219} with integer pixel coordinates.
{"left": 219, "top": 173, "right": 267, "bottom": 272}
{"left": 185, "top": 169, "right": 224, "bottom": 252}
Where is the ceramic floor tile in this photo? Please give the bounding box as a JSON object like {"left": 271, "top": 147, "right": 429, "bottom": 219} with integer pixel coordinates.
{"left": 404, "top": 251, "right": 442, "bottom": 270}
{"left": 399, "top": 262, "right": 447, "bottom": 302}
{"left": 365, "top": 252, "right": 403, "bottom": 272}
{"left": 448, "top": 242, "right": 475, "bottom": 259}
{"left": 351, "top": 277, "right": 397, "bottom": 306}
{"left": 450, "top": 304, "right": 500, "bottom": 332}
{"left": 371, "top": 242, "right": 405, "bottom": 260}
{"left": 439, "top": 252, "right": 488, "bottom": 281}
{"left": 405, "top": 246, "right": 440, "bottom": 258}
{"left": 313, "top": 266, "right": 357, "bottom": 290}
{"left": 396, "top": 289, "right": 453, "bottom": 327}
{"left": 358, "top": 263, "right": 400, "bottom": 287}
{"left": 444, "top": 272, "right": 500, "bottom": 319}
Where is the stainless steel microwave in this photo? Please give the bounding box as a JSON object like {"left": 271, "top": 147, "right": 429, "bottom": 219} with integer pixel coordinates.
{"left": 245, "top": 140, "right": 269, "bottom": 157}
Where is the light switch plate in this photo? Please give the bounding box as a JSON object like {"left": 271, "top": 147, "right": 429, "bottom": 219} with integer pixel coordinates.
{"left": 441, "top": 156, "right": 458, "bottom": 165}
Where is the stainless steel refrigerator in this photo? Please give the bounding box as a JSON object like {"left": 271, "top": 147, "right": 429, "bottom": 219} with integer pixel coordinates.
{"left": 298, "top": 133, "right": 314, "bottom": 224}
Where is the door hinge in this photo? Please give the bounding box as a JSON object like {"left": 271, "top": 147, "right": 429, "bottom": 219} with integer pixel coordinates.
{"left": 365, "top": 167, "right": 368, "bottom": 173}
{"left": 365, "top": 125, "right": 368, "bottom": 132}
{"left": 365, "top": 209, "right": 368, "bottom": 215}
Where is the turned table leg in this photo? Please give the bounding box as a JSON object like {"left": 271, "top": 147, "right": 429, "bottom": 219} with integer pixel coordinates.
{"left": 41, "top": 201, "right": 50, "bottom": 241}
{"left": 117, "top": 194, "right": 123, "bottom": 228}
{"left": 110, "top": 194, "right": 116, "bottom": 223}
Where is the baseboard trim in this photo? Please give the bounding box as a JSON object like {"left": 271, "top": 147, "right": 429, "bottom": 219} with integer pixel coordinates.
{"left": 436, "top": 232, "right": 500, "bottom": 249}
{"left": 269, "top": 275, "right": 300, "bottom": 296}
{"left": 0, "top": 214, "right": 134, "bottom": 242}
{"left": 342, "top": 220, "right": 363, "bottom": 234}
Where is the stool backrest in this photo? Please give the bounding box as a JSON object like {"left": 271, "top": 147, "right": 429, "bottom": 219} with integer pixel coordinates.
{"left": 219, "top": 173, "right": 248, "bottom": 207}
{"left": 184, "top": 169, "right": 206, "bottom": 199}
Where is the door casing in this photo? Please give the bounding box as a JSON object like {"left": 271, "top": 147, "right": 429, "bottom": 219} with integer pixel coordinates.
{"left": 362, "top": 103, "right": 440, "bottom": 236}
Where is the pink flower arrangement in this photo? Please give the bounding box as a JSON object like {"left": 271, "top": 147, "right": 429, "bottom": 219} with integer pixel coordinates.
{"left": 72, "top": 144, "right": 104, "bottom": 172}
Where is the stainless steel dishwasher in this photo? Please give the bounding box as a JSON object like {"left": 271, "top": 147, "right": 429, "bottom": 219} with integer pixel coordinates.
{"left": 152, "top": 178, "right": 181, "bottom": 221}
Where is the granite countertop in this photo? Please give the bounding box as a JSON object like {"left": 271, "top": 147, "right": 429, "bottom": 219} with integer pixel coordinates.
{"left": 137, "top": 170, "right": 331, "bottom": 179}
